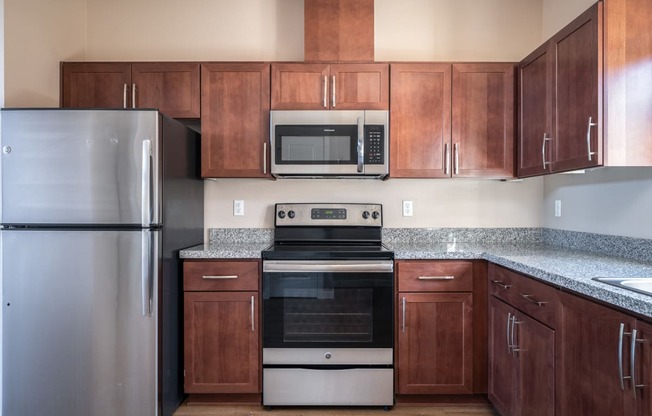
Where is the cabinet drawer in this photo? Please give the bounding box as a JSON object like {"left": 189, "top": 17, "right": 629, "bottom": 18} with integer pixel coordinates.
{"left": 397, "top": 260, "right": 474, "bottom": 292}
{"left": 184, "top": 260, "right": 259, "bottom": 291}
{"left": 488, "top": 264, "right": 558, "bottom": 328}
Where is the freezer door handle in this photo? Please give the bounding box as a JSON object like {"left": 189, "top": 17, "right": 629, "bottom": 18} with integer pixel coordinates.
{"left": 141, "top": 230, "right": 154, "bottom": 316}
{"left": 141, "top": 140, "right": 152, "bottom": 227}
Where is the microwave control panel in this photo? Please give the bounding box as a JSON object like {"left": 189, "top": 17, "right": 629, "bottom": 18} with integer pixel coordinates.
{"left": 364, "top": 125, "right": 385, "bottom": 164}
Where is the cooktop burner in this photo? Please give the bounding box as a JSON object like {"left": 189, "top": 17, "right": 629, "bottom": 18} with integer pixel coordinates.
{"left": 262, "top": 243, "right": 394, "bottom": 260}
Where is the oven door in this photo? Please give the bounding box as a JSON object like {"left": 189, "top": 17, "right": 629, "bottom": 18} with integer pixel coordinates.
{"left": 262, "top": 260, "right": 394, "bottom": 349}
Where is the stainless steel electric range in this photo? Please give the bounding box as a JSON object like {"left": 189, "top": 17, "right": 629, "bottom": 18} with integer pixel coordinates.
{"left": 261, "top": 203, "right": 394, "bottom": 408}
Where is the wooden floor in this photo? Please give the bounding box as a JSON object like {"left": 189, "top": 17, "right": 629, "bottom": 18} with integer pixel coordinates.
{"left": 174, "top": 404, "right": 500, "bottom": 416}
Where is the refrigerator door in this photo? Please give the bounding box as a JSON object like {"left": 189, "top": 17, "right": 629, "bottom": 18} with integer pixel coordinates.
{"left": 0, "top": 109, "right": 160, "bottom": 226}
{"left": 1, "top": 229, "right": 158, "bottom": 416}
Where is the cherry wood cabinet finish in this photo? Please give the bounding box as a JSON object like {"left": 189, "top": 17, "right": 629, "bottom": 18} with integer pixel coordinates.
{"left": 61, "top": 62, "right": 200, "bottom": 118}
{"left": 451, "top": 64, "right": 515, "bottom": 178}
{"left": 636, "top": 320, "right": 652, "bottom": 416}
{"left": 556, "top": 290, "right": 636, "bottom": 416}
{"left": 201, "top": 63, "right": 270, "bottom": 178}
{"left": 61, "top": 62, "right": 131, "bottom": 109}
{"left": 518, "top": 45, "right": 553, "bottom": 177}
{"left": 604, "top": 0, "right": 652, "bottom": 165}
{"left": 390, "top": 63, "right": 452, "bottom": 178}
{"left": 397, "top": 292, "right": 474, "bottom": 395}
{"left": 271, "top": 63, "right": 388, "bottom": 110}
{"left": 304, "top": 0, "right": 374, "bottom": 62}
{"left": 551, "top": 4, "right": 602, "bottom": 173}
{"left": 131, "top": 62, "right": 200, "bottom": 118}
{"left": 183, "top": 260, "right": 259, "bottom": 292}
{"left": 489, "top": 297, "right": 555, "bottom": 416}
{"left": 184, "top": 291, "right": 259, "bottom": 394}
{"left": 397, "top": 260, "right": 473, "bottom": 292}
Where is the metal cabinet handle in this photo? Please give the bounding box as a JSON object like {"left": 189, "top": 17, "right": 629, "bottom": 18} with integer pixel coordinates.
{"left": 402, "top": 297, "right": 406, "bottom": 333}
{"left": 542, "top": 133, "right": 551, "bottom": 168}
{"left": 331, "top": 75, "right": 336, "bottom": 108}
{"left": 491, "top": 280, "right": 512, "bottom": 290}
{"left": 263, "top": 142, "right": 267, "bottom": 174}
{"left": 251, "top": 296, "right": 255, "bottom": 332}
{"left": 445, "top": 143, "right": 451, "bottom": 175}
{"left": 418, "top": 275, "right": 455, "bottom": 280}
{"left": 510, "top": 315, "right": 522, "bottom": 354}
{"left": 630, "top": 328, "right": 645, "bottom": 398}
{"left": 132, "top": 83, "right": 137, "bottom": 108}
{"left": 123, "top": 84, "right": 128, "bottom": 108}
{"left": 323, "top": 76, "right": 328, "bottom": 108}
{"left": 520, "top": 294, "right": 547, "bottom": 306}
{"left": 619, "top": 323, "right": 632, "bottom": 390}
{"left": 454, "top": 143, "right": 460, "bottom": 175}
{"left": 586, "top": 116, "right": 597, "bottom": 161}
{"left": 507, "top": 313, "right": 513, "bottom": 354}
{"left": 202, "top": 275, "right": 238, "bottom": 280}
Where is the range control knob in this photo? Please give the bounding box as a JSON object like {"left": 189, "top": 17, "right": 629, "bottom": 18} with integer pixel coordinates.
{"left": 362, "top": 211, "right": 370, "bottom": 219}
{"left": 372, "top": 211, "right": 380, "bottom": 220}
{"left": 288, "top": 210, "right": 296, "bottom": 219}
{"left": 324, "top": 352, "right": 332, "bottom": 359}
{"left": 277, "top": 210, "right": 286, "bottom": 219}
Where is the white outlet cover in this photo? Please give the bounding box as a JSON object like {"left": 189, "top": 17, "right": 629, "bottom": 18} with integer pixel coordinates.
{"left": 233, "top": 200, "right": 244, "bottom": 216}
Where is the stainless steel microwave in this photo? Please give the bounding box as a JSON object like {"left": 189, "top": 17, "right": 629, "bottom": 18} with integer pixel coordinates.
{"left": 270, "top": 110, "right": 389, "bottom": 179}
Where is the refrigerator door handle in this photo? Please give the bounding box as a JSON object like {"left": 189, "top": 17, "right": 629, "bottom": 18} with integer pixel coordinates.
{"left": 141, "top": 230, "right": 154, "bottom": 316}
{"left": 141, "top": 140, "right": 152, "bottom": 227}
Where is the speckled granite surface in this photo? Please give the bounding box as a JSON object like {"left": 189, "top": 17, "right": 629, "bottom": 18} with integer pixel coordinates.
{"left": 180, "top": 227, "right": 652, "bottom": 318}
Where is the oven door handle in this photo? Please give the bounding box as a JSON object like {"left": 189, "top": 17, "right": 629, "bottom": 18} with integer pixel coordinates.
{"left": 263, "top": 260, "right": 394, "bottom": 273}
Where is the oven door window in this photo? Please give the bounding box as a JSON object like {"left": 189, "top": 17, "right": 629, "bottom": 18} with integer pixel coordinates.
{"left": 263, "top": 271, "right": 393, "bottom": 348}
{"left": 274, "top": 125, "right": 357, "bottom": 165}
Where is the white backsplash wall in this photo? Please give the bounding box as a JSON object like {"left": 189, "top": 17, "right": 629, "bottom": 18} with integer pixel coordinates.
{"left": 204, "top": 177, "right": 544, "bottom": 231}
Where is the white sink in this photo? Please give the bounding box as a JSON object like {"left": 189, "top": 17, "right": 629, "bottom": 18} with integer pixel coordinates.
{"left": 593, "top": 277, "right": 652, "bottom": 296}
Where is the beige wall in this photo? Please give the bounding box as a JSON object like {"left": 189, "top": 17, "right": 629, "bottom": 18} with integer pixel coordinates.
{"left": 4, "top": 0, "right": 547, "bottom": 232}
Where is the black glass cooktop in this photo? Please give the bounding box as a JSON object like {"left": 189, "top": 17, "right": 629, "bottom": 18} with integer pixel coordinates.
{"left": 262, "top": 243, "right": 394, "bottom": 260}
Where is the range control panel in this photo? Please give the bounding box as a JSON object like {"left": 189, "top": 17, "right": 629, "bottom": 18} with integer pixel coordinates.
{"left": 275, "top": 203, "right": 382, "bottom": 227}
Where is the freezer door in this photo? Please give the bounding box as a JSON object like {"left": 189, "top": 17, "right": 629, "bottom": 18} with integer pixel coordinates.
{"left": 0, "top": 109, "right": 160, "bottom": 225}
{"left": 2, "top": 229, "right": 158, "bottom": 416}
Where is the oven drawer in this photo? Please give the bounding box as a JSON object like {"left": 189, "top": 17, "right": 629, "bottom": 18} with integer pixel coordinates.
{"left": 184, "top": 260, "right": 259, "bottom": 291}
{"left": 263, "top": 368, "right": 394, "bottom": 406}
{"left": 397, "top": 260, "right": 473, "bottom": 292}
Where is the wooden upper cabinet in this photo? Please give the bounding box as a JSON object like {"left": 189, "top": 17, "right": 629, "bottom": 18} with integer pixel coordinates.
{"left": 201, "top": 63, "right": 271, "bottom": 178}
{"left": 304, "top": 0, "right": 374, "bottom": 62}
{"left": 552, "top": 4, "right": 602, "bottom": 172}
{"left": 452, "top": 63, "right": 515, "bottom": 178}
{"left": 271, "top": 63, "right": 388, "bottom": 110}
{"left": 61, "top": 63, "right": 131, "bottom": 109}
{"left": 390, "top": 63, "right": 452, "bottom": 178}
{"left": 61, "top": 62, "right": 200, "bottom": 118}
{"left": 131, "top": 62, "right": 200, "bottom": 118}
{"left": 519, "top": 44, "right": 553, "bottom": 177}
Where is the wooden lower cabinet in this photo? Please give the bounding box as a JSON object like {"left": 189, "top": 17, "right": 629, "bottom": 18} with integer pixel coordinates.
{"left": 488, "top": 297, "right": 554, "bottom": 416}
{"left": 636, "top": 320, "right": 652, "bottom": 416}
{"left": 183, "top": 260, "right": 260, "bottom": 395}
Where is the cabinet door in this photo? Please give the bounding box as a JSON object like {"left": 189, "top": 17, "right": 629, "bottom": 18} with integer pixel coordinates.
{"left": 201, "top": 63, "right": 270, "bottom": 178}
{"left": 515, "top": 311, "right": 555, "bottom": 416}
{"left": 390, "top": 63, "right": 452, "bottom": 178}
{"left": 557, "top": 291, "right": 634, "bottom": 416}
{"left": 397, "top": 292, "right": 473, "bottom": 394}
{"left": 132, "top": 62, "right": 200, "bottom": 118}
{"left": 184, "top": 291, "right": 259, "bottom": 393}
{"left": 330, "top": 64, "right": 389, "bottom": 110}
{"left": 518, "top": 45, "right": 553, "bottom": 177}
{"left": 61, "top": 62, "right": 131, "bottom": 109}
{"left": 635, "top": 320, "right": 652, "bottom": 416}
{"left": 488, "top": 297, "right": 516, "bottom": 416}
{"left": 552, "top": 3, "right": 602, "bottom": 172}
{"left": 271, "top": 63, "right": 329, "bottom": 110}
{"left": 451, "top": 63, "right": 515, "bottom": 178}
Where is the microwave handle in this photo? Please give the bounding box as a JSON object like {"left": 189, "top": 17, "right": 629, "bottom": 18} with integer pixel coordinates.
{"left": 357, "top": 116, "right": 364, "bottom": 173}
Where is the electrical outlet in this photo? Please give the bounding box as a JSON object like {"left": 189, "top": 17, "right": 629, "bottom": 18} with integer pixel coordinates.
{"left": 554, "top": 200, "right": 562, "bottom": 217}
{"left": 233, "top": 200, "right": 244, "bottom": 216}
{"left": 402, "top": 200, "right": 413, "bottom": 217}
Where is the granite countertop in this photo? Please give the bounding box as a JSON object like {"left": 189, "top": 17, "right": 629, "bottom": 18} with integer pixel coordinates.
{"left": 180, "top": 228, "right": 652, "bottom": 319}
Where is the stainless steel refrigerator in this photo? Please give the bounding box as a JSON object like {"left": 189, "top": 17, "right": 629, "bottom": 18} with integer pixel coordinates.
{"left": 0, "top": 109, "right": 203, "bottom": 416}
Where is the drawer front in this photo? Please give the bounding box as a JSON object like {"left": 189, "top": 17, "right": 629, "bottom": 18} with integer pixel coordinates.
{"left": 397, "top": 260, "right": 474, "bottom": 292}
{"left": 488, "top": 264, "right": 558, "bottom": 328}
{"left": 184, "top": 260, "right": 260, "bottom": 291}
